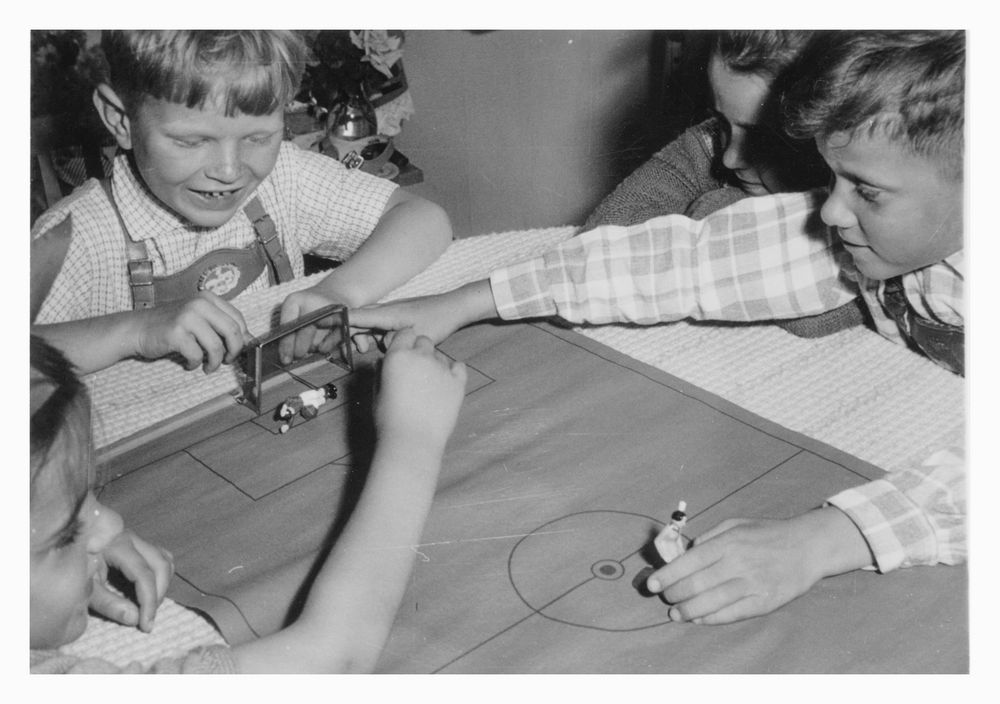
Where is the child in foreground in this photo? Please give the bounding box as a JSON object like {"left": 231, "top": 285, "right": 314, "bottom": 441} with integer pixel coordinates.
{"left": 349, "top": 30, "right": 965, "bottom": 624}
{"left": 30, "top": 332, "right": 467, "bottom": 673}
{"left": 31, "top": 30, "right": 451, "bottom": 376}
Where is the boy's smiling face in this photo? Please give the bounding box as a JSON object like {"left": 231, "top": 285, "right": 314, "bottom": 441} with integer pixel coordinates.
{"left": 124, "top": 96, "right": 285, "bottom": 228}
{"left": 817, "top": 130, "right": 963, "bottom": 280}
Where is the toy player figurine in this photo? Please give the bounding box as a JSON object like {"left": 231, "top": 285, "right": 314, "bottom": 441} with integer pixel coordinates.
{"left": 654, "top": 501, "right": 689, "bottom": 564}
{"left": 278, "top": 382, "right": 338, "bottom": 433}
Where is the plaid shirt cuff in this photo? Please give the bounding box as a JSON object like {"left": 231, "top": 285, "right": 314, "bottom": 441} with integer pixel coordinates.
{"left": 827, "top": 447, "right": 966, "bottom": 573}
{"left": 490, "top": 256, "right": 557, "bottom": 320}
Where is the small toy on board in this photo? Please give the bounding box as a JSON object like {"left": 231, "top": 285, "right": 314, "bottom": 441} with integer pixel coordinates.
{"left": 654, "top": 501, "right": 689, "bottom": 564}
{"left": 278, "top": 382, "right": 338, "bottom": 433}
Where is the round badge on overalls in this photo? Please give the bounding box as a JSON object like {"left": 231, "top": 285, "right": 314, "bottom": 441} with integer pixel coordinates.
{"left": 197, "top": 263, "right": 242, "bottom": 297}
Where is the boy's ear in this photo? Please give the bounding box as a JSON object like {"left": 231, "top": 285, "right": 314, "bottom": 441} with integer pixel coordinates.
{"left": 93, "top": 84, "right": 133, "bottom": 150}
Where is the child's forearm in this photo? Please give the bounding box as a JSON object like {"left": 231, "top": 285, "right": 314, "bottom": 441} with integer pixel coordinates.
{"left": 299, "top": 436, "right": 443, "bottom": 665}
{"left": 441, "top": 279, "right": 501, "bottom": 330}
{"left": 346, "top": 279, "right": 500, "bottom": 347}
{"left": 233, "top": 436, "right": 445, "bottom": 673}
{"left": 32, "top": 315, "right": 143, "bottom": 375}
{"left": 314, "top": 193, "right": 452, "bottom": 307}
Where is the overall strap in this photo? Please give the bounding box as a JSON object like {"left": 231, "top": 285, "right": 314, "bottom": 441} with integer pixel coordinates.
{"left": 102, "top": 181, "right": 291, "bottom": 309}
{"left": 100, "top": 179, "right": 156, "bottom": 309}
{"left": 243, "top": 197, "right": 293, "bottom": 285}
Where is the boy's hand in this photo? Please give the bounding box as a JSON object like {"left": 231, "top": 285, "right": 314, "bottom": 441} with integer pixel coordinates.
{"left": 277, "top": 286, "right": 344, "bottom": 364}
{"left": 375, "top": 328, "right": 467, "bottom": 454}
{"left": 350, "top": 280, "right": 498, "bottom": 353}
{"left": 136, "top": 291, "right": 249, "bottom": 372}
{"left": 645, "top": 507, "right": 873, "bottom": 625}
{"left": 89, "top": 531, "right": 175, "bottom": 633}
{"left": 349, "top": 296, "right": 459, "bottom": 353}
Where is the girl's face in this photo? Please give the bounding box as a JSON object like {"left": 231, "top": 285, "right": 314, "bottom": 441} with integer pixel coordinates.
{"left": 817, "top": 129, "right": 963, "bottom": 280}
{"left": 30, "top": 428, "right": 124, "bottom": 650}
{"left": 122, "top": 96, "right": 285, "bottom": 229}
{"left": 708, "top": 54, "right": 803, "bottom": 196}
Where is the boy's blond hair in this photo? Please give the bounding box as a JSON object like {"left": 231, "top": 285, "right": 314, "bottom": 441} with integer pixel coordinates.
{"left": 784, "top": 30, "right": 965, "bottom": 180}
{"left": 100, "top": 30, "right": 308, "bottom": 117}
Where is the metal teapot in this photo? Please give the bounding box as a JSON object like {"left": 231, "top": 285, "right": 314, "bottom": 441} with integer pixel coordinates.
{"left": 326, "top": 93, "right": 377, "bottom": 141}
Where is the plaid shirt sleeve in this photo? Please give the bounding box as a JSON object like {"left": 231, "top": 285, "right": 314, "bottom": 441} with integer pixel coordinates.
{"left": 490, "top": 190, "right": 859, "bottom": 324}
{"left": 826, "top": 447, "right": 966, "bottom": 572}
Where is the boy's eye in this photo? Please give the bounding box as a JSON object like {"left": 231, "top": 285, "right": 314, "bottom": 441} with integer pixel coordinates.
{"left": 174, "top": 138, "right": 206, "bottom": 148}
{"left": 247, "top": 133, "right": 277, "bottom": 145}
{"left": 854, "top": 183, "right": 882, "bottom": 204}
{"left": 53, "top": 518, "right": 82, "bottom": 550}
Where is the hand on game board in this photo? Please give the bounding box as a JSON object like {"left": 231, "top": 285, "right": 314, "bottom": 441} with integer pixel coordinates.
{"left": 645, "top": 507, "right": 874, "bottom": 624}
{"left": 89, "top": 529, "right": 175, "bottom": 633}
{"left": 349, "top": 279, "right": 498, "bottom": 353}
{"left": 277, "top": 286, "right": 346, "bottom": 364}
{"left": 375, "top": 328, "right": 467, "bottom": 454}
{"left": 134, "top": 291, "right": 250, "bottom": 372}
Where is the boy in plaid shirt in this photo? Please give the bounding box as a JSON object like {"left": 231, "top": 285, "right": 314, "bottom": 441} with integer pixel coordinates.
{"left": 31, "top": 31, "right": 452, "bottom": 375}
{"left": 351, "top": 31, "right": 965, "bottom": 624}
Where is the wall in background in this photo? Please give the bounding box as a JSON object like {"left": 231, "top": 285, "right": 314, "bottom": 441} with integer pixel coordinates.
{"left": 393, "top": 30, "right": 690, "bottom": 238}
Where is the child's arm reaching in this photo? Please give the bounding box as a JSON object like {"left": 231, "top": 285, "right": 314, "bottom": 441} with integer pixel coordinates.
{"left": 350, "top": 279, "right": 498, "bottom": 351}
{"left": 32, "top": 292, "right": 250, "bottom": 375}
{"left": 350, "top": 190, "right": 860, "bottom": 350}
{"left": 645, "top": 447, "right": 965, "bottom": 624}
{"left": 277, "top": 188, "right": 453, "bottom": 363}
{"left": 232, "top": 329, "right": 467, "bottom": 673}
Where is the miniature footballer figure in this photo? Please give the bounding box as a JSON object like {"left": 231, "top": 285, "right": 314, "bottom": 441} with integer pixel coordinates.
{"left": 654, "top": 501, "right": 689, "bottom": 564}
{"left": 278, "top": 382, "right": 338, "bottom": 433}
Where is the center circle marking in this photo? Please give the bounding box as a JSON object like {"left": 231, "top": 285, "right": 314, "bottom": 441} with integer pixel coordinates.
{"left": 508, "top": 510, "right": 673, "bottom": 631}
{"left": 592, "top": 559, "right": 624, "bottom": 580}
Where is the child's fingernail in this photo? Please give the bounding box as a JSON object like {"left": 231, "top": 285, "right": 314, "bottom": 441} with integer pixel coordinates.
{"left": 647, "top": 578, "right": 661, "bottom": 592}
{"left": 668, "top": 607, "right": 681, "bottom": 621}
{"left": 121, "top": 608, "right": 138, "bottom": 625}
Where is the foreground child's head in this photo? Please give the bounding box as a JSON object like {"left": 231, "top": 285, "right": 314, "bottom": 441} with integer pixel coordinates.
{"left": 93, "top": 31, "right": 308, "bottom": 228}
{"left": 786, "top": 30, "right": 965, "bottom": 280}
{"left": 709, "top": 30, "right": 827, "bottom": 196}
{"left": 30, "top": 336, "right": 124, "bottom": 649}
